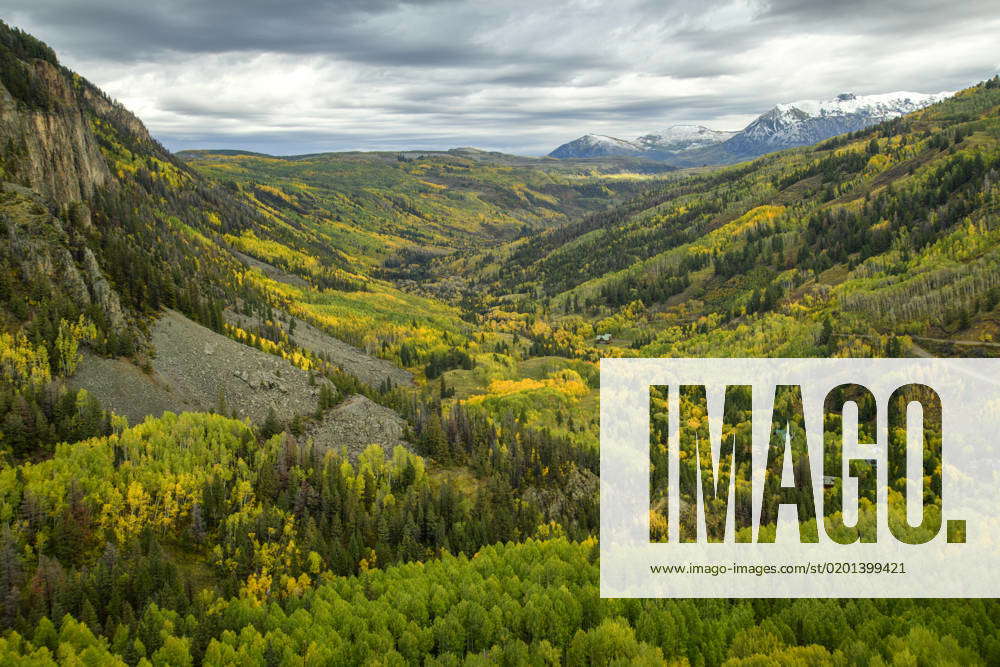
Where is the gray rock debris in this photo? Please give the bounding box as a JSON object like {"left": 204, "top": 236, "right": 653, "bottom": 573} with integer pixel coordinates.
{"left": 225, "top": 307, "right": 413, "bottom": 388}
{"left": 307, "top": 394, "right": 409, "bottom": 460}
{"left": 70, "top": 309, "right": 414, "bottom": 461}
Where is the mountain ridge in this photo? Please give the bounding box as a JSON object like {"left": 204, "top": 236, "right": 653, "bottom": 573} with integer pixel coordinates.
{"left": 548, "top": 124, "right": 736, "bottom": 159}
{"left": 549, "top": 90, "right": 953, "bottom": 164}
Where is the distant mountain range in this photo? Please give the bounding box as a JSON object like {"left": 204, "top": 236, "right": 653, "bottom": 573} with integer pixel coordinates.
{"left": 548, "top": 125, "right": 737, "bottom": 159}
{"left": 548, "top": 91, "right": 953, "bottom": 164}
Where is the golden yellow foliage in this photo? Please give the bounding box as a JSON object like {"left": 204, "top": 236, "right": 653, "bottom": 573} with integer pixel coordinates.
{"left": 0, "top": 331, "right": 51, "bottom": 390}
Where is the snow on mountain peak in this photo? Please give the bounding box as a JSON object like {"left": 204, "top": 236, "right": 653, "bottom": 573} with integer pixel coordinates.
{"left": 549, "top": 88, "right": 956, "bottom": 161}
{"left": 728, "top": 89, "right": 955, "bottom": 153}
{"left": 648, "top": 125, "right": 722, "bottom": 139}
{"left": 636, "top": 125, "right": 737, "bottom": 152}
{"left": 774, "top": 91, "right": 953, "bottom": 119}
{"left": 547, "top": 133, "right": 642, "bottom": 158}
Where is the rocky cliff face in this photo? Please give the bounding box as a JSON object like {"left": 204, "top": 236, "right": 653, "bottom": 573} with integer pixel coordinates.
{"left": 0, "top": 58, "right": 110, "bottom": 203}
{"left": 0, "top": 182, "right": 126, "bottom": 328}
{"left": 0, "top": 40, "right": 137, "bottom": 332}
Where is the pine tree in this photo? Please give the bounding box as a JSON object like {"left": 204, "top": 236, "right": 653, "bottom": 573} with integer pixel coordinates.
{"left": 260, "top": 407, "right": 283, "bottom": 439}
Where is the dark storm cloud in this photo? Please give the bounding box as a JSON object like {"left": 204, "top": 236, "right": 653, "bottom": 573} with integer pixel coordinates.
{"left": 6, "top": 0, "right": 459, "bottom": 61}
{"left": 6, "top": 0, "right": 603, "bottom": 71}
{"left": 755, "top": 0, "right": 997, "bottom": 27}
{"left": 3, "top": 0, "right": 997, "bottom": 156}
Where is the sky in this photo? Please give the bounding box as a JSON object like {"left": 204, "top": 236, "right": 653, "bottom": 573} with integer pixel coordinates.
{"left": 5, "top": 0, "right": 999, "bottom": 156}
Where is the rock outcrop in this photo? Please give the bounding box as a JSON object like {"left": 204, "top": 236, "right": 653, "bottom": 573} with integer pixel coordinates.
{"left": 307, "top": 394, "right": 410, "bottom": 460}
{"left": 0, "top": 59, "right": 110, "bottom": 203}
{"left": 81, "top": 246, "right": 125, "bottom": 328}
{"left": 0, "top": 182, "right": 125, "bottom": 319}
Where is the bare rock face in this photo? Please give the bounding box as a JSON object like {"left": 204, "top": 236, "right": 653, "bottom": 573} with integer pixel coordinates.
{"left": 308, "top": 394, "right": 410, "bottom": 460}
{"left": 0, "top": 60, "right": 110, "bottom": 203}
{"left": 0, "top": 53, "right": 132, "bottom": 333}
{"left": 150, "top": 309, "right": 321, "bottom": 422}
{"left": 54, "top": 246, "right": 91, "bottom": 306}
{"left": 81, "top": 246, "right": 125, "bottom": 328}
{"left": 521, "top": 466, "right": 598, "bottom": 521}
{"left": 0, "top": 184, "right": 132, "bottom": 330}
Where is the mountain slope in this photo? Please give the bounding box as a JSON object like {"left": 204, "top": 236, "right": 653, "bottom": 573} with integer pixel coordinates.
{"left": 452, "top": 78, "right": 1000, "bottom": 359}
{"left": 0, "top": 16, "right": 599, "bottom": 581}
{"left": 635, "top": 125, "right": 738, "bottom": 153}
{"left": 0, "top": 535, "right": 990, "bottom": 664}
{"left": 722, "top": 90, "right": 952, "bottom": 158}
{"left": 178, "top": 147, "right": 659, "bottom": 281}
{"left": 0, "top": 20, "right": 438, "bottom": 441}
{"left": 548, "top": 133, "right": 646, "bottom": 157}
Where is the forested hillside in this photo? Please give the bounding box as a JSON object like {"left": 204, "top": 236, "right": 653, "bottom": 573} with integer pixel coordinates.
{"left": 179, "top": 148, "right": 665, "bottom": 279}
{"left": 1, "top": 17, "right": 999, "bottom": 664}
{"left": 451, "top": 77, "right": 1000, "bottom": 360}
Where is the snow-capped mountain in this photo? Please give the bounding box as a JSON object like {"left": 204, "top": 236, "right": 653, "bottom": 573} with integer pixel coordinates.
{"left": 547, "top": 134, "right": 644, "bottom": 158}
{"left": 549, "top": 125, "right": 733, "bottom": 158}
{"left": 548, "top": 90, "right": 953, "bottom": 163}
{"left": 635, "top": 125, "right": 739, "bottom": 153}
{"left": 724, "top": 91, "right": 952, "bottom": 156}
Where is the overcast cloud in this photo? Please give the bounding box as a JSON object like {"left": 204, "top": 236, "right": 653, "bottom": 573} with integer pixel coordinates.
{"left": 5, "top": 0, "right": 998, "bottom": 155}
